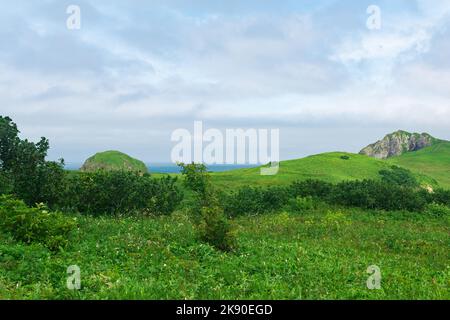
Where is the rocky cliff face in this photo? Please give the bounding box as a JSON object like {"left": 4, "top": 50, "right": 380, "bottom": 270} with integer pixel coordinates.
{"left": 360, "top": 131, "right": 437, "bottom": 159}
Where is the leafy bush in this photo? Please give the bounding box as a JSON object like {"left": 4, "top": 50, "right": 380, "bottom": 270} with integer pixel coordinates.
{"left": 179, "top": 163, "right": 237, "bottom": 251}
{"left": 288, "top": 196, "right": 317, "bottom": 213}
{"left": 223, "top": 186, "right": 289, "bottom": 217}
{"left": 430, "top": 189, "right": 450, "bottom": 206}
{"left": 0, "top": 171, "right": 12, "bottom": 194}
{"left": 0, "top": 195, "right": 77, "bottom": 251}
{"left": 379, "top": 166, "right": 418, "bottom": 188}
{"left": 0, "top": 116, "right": 66, "bottom": 207}
{"left": 340, "top": 155, "right": 350, "bottom": 160}
{"left": 331, "top": 180, "right": 426, "bottom": 212}
{"left": 197, "top": 205, "right": 236, "bottom": 252}
{"left": 62, "top": 171, "right": 183, "bottom": 216}
{"left": 424, "top": 203, "right": 450, "bottom": 217}
{"left": 289, "top": 179, "right": 334, "bottom": 199}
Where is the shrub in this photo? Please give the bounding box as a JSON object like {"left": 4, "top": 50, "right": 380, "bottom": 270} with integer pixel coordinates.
{"left": 0, "top": 195, "right": 77, "bottom": 251}
{"left": 288, "top": 196, "right": 317, "bottom": 213}
{"left": 331, "top": 180, "right": 426, "bottom": 212}
{"left": 0, "top": 171, "right": 12, "bottom": 195}
{"left": 379, "top": 166, "right": 418, "bottom": 188}
{"left": 340, "top": 155, "right": 350, "bottom": 160}
{"left": 1, "top": 116, "right": 66, "bottom": 207}
{"left": 223, "top": 186, "right": 289, "bottom": 217}
{"left": 197, "top": 205, "right": 237, "bottom": 252}
{"left": 424, "top": 203, "right": 450, "bottom": 217}
{"left": 62, "top": 171, "right": 183, "bottom": 216}
{"left": 179, "top": 163, "right": 237, "bottom": 251}
{"left": 290, "top": 179, "right": 334, "bottom": 199}
{"left": 430, "top": 189, "right": 450, "bottom": 206}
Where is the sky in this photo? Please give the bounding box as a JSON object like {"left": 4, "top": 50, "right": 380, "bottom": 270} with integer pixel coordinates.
{"left": 1, "top": 0, "right": 449, "bottom": 164}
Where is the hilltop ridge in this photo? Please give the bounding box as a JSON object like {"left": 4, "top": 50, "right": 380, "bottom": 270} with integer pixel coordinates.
{"left": 359, "top": 130, "right": 442, "bottom": 159}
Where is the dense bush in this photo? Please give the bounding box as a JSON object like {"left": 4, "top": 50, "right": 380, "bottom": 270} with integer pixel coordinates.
{"left": 331, "top": 180, "right": 426, "bottom": 212}
{"left": 430, "top": 189, "right": 450, "bottom": 206}
{"left": 197, "top": 205, "right": 237, "bottom": 252}
{"left": 287, "top": 196, "right": 317, "bottom": 213}
{"left": 289, "top": 179, "right": 334, "bottom": 199}
{"left": 379, "top": 166, "right": 419, "bottom": 188}
{"left": 0, "top": 195, "right": 77, "bottom": 251}
{"left": 424, "top": 203, "right": 450, "bottom": 217}
{"left": 0, "top": 116, "right": 66, "bottom": 206}
{"left": 62, "top": 171, "right": 183, "bottom": 216}
{"left": 222, "top": 186, "right": 289, "bottom": 217}
{"left": 179, "top": 163, "right": 236, "bottom": 251}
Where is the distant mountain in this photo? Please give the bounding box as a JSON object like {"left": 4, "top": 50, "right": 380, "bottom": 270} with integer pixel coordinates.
{"left": 359, "top": 130, "right": 442, "bottom": 159}
{"left": 81, "top": 150, "right": 148, "bottom": 174}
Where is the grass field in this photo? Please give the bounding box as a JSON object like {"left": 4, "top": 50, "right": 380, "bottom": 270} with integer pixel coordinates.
{"left": 211, "top": 151, "right": 442, "bottom": 189}
{"left": 1, "top": 207, "right": 448, "bottom": 299}
{"left": 1, "top": 141, "right": 449, "bottom": 300}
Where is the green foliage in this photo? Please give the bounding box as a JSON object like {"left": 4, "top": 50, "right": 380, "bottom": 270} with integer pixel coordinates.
{"left": 387, "top": 141, "right": 450, "bottom": 189}
{"left": 379, "top": 165, "right": 418, "bottom": 188}
{"left": 0, "top": 209, "right": 448, "bottom": 299}
{"left": 290, "top": 179, "right": 334, "bottom": 199}
{"left": 424, "top": 203, "right": 450, "bottom": 217}
{"left": 179, "top": 162, "right": 210, "bottom": 197}
{"left": 63, "top": 171, "right": 183, "bottom": 216}
{"left": 340, "top": 155, "right": 350, "bottom": 160}
{"left": 223, "top": 186, "right": 289, "bottom": 217}
{"left": 0, "top": 116, "right": 66, "bottom": 207}
{"left": 430, "top": 189, "right": 450, "bottom": 206}
{"left": 0, "top": 195, "right": 77, "bottom": 251}
{"left": 331, "top": 180, "right": 426, "bottom": 211}
{"left": 288, "top": 196, "right": 317, "bottom": 213}
{"left": 179, "top": 163, "right": 236, "bottom": 251}
{"left": 197, "top": 205, "right": 237, "bottom": 252}
{"left": 0, "top": 171, "right": 13, "bottom": 194}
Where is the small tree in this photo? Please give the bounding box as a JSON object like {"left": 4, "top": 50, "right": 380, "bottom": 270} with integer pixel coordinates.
{"left": 178, "top": 162, "right": 236, "bottom": 251}
{"left": 0, "top": 116, "right": 65, "bottom": 206}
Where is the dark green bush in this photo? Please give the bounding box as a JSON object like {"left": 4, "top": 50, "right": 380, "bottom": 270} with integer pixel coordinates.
{"left": 424, "top": 203, "right": 450, "bottom": 217}
{"left": 379, "top": 166, "right": 419, "bottom": 188}
{"left": 289, "top": 179, "right": 334, "bottom": 199}
{"left": 179, "top": 163, "right": 237, "bottom": 251}
{"left": 62, "top": 171, "right": 183, "bottom": 216}
{"left": 222, "top": 186, "right": 289, "bottom": 217}
{"left": 430, "top": 189, "right": 450, "bottom": 206}
{"left": 197, "top": 205, "right": 237, "bottom": 252}
{"left": 288, "top": 196, "right": 317, "bottom": 213}
{"left": 1, "top": 116, "right": 66, "bottom": 207}
{"left": 0, "top": 195, "right": 77, "bottom": 251}
{"left": 331, "top": 180, "right": 426, "bottom": 211}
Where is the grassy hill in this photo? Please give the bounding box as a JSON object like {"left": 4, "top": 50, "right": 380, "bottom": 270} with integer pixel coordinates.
{"left": 211, "top": 151, "right": 438, "bottom": 189}
{"left": 81, "top": 150, "right": 148, "bottom": 174}
{"left": 387, "top": 141, "right": 450, "bottom": 189}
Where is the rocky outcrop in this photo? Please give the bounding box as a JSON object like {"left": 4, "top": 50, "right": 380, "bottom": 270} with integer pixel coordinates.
{"left": 360, "top": 131, "right": 437, "bottom": 159}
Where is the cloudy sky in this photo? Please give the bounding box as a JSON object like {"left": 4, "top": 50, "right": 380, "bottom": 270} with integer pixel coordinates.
{"left": 1, "top": 0, "right": 449, "bottom": 164}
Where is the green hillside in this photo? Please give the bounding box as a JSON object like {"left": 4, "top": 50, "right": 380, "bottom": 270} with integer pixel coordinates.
{"left": 387, "top": 141, "right": 450, "bottom": 189}
{"left": 211, "top": 152, "right": 437, "bottom": 189}
{"left": 212, "top": 152, "right": 382, "bottom": 187}
{"left": 81, "top": 150, "right": 148, "bottom": 174}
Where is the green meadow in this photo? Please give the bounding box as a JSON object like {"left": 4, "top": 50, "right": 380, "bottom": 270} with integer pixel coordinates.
{"left": 1, "top": 208, "right": 448, "bottom": 299}
{"left": 1, "top": 115, "right": 449, "bottom": 300}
